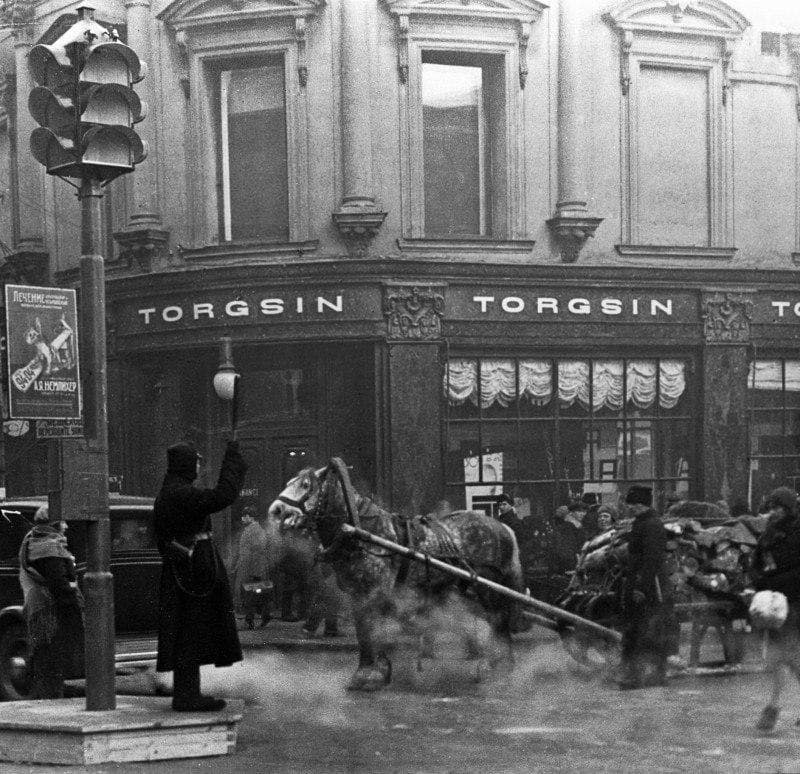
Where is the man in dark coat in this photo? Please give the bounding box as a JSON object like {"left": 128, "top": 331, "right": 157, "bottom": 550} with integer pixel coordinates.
{"left": 619, "top": 484, "right": 673, "bottom": 690}
{"left": 155, "top": 440, "right": 247, "bottom": 712}
{"left": 495, "top": 493, "right": 523, "bottom": 542}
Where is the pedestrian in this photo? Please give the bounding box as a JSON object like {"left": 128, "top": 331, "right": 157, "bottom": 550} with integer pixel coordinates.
{"left": 750, "top": 486, "right": 800, "bottom": 732}
{"left": 552, "top": 502, "right": 584, "bottom": 574}
{"left": 596, "top": 504, "right": 618, "bottom": 534}
{"left": 580, "top": 492, "right": 600, "bottom": 540}
{"left": 618, "top": 484, "right": 673, "bottom": 690}
{"left": 154, "top": 440, "right": 247, "bottom": 712}
{"left": 18, "top": 504, "right": 85, "bottom": 699}
{"left": 234, "top": 505, "right": 271, "bottom": 630}
{"left": 303, "top": 552, "right": 341, "bottom": 638}
{"left": 496, "top": 493, "right": 523, "bottom": 542}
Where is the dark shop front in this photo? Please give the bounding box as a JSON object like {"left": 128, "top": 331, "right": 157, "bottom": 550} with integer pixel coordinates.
{"left": 97, "top": 265, "right": 800, "bottom": 560}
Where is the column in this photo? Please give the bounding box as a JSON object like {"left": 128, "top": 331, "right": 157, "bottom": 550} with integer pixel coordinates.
{"left": 546, "top": 0, "right": 602, "bottom": 262}
{"left": 700, "top": 292, "right": 752, "bottom": 506}
{"left": 113, "top": 0, "right": 170, "bottom": 270}
{"left": 383, "top": 286, "right": 445, "bottom": 514}
{"left": 332, "top": 0, "right": 386, "bottom": 256}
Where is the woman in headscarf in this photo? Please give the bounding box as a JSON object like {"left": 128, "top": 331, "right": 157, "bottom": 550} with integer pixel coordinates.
{"left": 18, "top": 504, "right": 84, "bottom": 699}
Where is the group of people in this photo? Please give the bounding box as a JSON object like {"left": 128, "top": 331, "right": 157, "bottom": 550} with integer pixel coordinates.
{"left": 18, "top": 438, "right": 800, "bottom": 729}
{"left": 232, "top": 502, "right": 340, "bottom": 637}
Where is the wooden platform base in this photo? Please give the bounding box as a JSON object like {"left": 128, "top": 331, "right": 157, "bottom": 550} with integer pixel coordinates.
{"left": 0, "top": 697, "right": 243, "bottom": 764}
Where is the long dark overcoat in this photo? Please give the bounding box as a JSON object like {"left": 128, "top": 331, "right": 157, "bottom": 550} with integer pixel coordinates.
{"left": 154, "top": 441, "right": 247, "bottom": 672}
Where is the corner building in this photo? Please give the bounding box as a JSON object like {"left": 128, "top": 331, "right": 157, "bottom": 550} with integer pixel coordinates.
{"left": 1, "top": 0, "right": 800, "bottom": 556}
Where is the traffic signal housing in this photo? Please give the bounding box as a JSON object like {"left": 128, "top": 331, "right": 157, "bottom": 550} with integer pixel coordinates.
{"left": 28, "top": 6, "right": 147, "bottom": 183}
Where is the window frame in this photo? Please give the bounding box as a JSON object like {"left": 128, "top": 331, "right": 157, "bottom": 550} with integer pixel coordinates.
{"left": 442, "top": 354, "right": 698, "bottom": 513}
{"left": 748, "top": 357, "right": 800, "bottom": 507}
{"left": 604, "top": 0, "right": 748, "bottom": 260}
{"left": 157, "top": 2, "right": 318, "bottom": 248}
{"left": 386, "top": 0, "right": 545, "bottom": 250}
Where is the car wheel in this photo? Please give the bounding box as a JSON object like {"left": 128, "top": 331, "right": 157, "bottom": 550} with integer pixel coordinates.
{"left": 0, "top": 622, "right": 33, "bottom": 700}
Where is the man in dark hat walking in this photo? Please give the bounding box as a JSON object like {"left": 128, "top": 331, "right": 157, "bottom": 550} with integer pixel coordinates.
{"left": 495, "top": 493, "right": 523, "bottom": 541}
{"left": 619, "top": 484, "right": 672, "bottom": 690}
{"left": 154, "top": 439, "right": 247, "bottom": 711}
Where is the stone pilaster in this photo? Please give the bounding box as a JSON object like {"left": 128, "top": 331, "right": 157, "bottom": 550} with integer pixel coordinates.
{"left": 701, "top": 291, "right": 753, "bottom": 505}
{"left": 331, "top": 0, "right": 386, "bottom": 256}
{"left": 113, "top": 0, "right": 170, "bottom": 271}
{"left": 546, "top": 0, "right": 602, "bottom": 262}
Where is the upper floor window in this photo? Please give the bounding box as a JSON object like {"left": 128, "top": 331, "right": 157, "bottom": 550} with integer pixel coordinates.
{"left": 604, "top": 0, "right": 748, "bottom": 259}
{"left": 421, "top": 54, "right": 504, "bottom": 238}
{"left": 157, "top": 0, "right": 320, "bottom": 248}
{"left": 217, "top": 60, "right": 288, "bottom": 242}
{"left": 387, "top": 0, "right": 545, "bottom": 249}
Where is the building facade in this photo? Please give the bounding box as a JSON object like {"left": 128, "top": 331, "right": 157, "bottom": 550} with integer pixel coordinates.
{"left": 0, "top": 0, "right": 800, "bottom": 554}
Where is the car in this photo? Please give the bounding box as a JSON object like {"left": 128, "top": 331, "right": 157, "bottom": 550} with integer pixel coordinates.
{"left": 0, "top": 493, "right": 160, "bottom": 700}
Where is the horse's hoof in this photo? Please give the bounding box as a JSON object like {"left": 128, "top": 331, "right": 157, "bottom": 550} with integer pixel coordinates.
{"left": 346, "top": 670, "right": 387, "bottom": 692}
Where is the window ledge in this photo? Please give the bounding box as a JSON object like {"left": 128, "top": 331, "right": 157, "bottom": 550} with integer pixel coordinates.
{"left": 397, "top": 238, "right": 535, "bottom": 255}
{"left": 181, "top": 240, "right": 319, "bottom": 262}
{"left": 615, "top": 244, "right": 737, "bottom": 260}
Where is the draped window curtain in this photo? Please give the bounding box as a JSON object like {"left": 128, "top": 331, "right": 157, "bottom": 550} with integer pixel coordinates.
{"left": 749, "top": 361, "right": 800, "bottom": 392}
{"left": 445, "top": 359, "right": 687, "bottom": 411}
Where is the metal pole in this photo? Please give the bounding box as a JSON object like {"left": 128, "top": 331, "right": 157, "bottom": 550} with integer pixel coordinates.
{"left": 79, "top": 176, "right": 115, "bottom": 710}
{"left": 340, "top": 523, "right": 623, "bottom": 644}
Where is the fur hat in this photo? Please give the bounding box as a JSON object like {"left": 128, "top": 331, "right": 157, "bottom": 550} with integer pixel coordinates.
{"left": 764, "top": 487, "right": 798, "bottom": 515}
{"left": 167, "top": 443, "right": 201, "bottom": 480}
{"left": 33, "top": 504, "right": 51, "bottom": 524}
{"left": 581, "top": 492, "right": 599, "bottom": 507}
{"left": 625, "top": 485, "right": 652, "bottom": 507}
{"left": 498, "top": 493, "right": 514, "bottom": 507}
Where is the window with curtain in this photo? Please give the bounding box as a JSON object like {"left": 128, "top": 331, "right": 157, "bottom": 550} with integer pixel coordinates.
{"left": 443, "top": 357, "right": 694, "bottom": 521}
{"left": 421, "top": 52, "right": 505, "bottom": 237}
{"left": 748, "top": 359, "right": 800, "bottom": 510}
{"left": 217, "top": 58, "right": 288, "bottom": 242}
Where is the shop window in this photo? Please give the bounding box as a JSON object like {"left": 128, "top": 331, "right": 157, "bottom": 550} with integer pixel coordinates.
{"left": 217, "top": 60, "right": 288, "bottom": 242}
{"left": 444, "top": 356, "right": 694, "bottom": 514}
{"left": 748, "top": 359, "right": 800, "bottom": 509}
{"left": 386, "top": 0, "right": 545, "bottom": 250}
{"left": 605, "top": 0, "right": 748, "bottom": 259}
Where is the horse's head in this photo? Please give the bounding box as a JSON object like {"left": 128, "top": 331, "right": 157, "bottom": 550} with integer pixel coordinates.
{"left": 268, "top": 465, "right": 327, "bottom": 528}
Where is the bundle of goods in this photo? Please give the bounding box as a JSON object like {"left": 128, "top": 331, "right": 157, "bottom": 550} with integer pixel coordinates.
{"left": 561, "top": 502, "right": 770, "bottom": 617}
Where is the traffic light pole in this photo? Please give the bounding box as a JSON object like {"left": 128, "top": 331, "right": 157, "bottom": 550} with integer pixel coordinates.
{"left": 79, "top": 176, "right": 115, "bottom": 711}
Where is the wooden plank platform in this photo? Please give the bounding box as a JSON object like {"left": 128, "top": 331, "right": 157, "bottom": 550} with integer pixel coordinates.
{"left": 0, "top": 697, "right": 243, "bottom": 764}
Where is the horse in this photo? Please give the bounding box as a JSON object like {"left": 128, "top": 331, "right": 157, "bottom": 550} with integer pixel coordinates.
{"left": 268, "top": 458, "right": 526, "bottom": 691}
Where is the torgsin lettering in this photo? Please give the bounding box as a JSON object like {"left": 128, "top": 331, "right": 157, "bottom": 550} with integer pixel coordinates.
{"left": 138, "top": 295, "right": 344, "bottom": 325}
{"left": 771, "top": 301, "right": 800, "bottom": 318}
{"left": 472, "top": 296, "right": 673, "bottom": 316}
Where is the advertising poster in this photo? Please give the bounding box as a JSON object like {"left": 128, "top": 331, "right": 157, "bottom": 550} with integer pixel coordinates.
{"left": 4, "top": 284, "right": 81, "bottom": 419}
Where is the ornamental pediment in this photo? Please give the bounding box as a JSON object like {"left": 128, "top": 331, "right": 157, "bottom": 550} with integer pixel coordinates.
{"left": 157, "top": 0, "right": 323, "bottom": 31}
{"left": 383, "top": 0, "right": 547, "bottom": 25}
{"left": 603, "top": 0, "right": 749, "bottom": 40}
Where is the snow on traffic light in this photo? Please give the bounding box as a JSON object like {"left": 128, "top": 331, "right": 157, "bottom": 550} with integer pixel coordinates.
{"left": 28, "top": 6, "right": 147, "bottom": 183}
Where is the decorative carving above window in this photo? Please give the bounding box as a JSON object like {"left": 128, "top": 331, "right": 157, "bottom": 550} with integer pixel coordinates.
{"left": 701, "top": 291, "right": 753, "bottom": 344}
{"left": 604, "top": 0, "right": 748, "bottom": 252}
{"left": 158, "top": 0, "right": 324, "bottom": 87}
{"left": 604, "top": 0, "right": 749, "bottom": 100}
{"left": 383, "top": 0, "right": 546, "bottom": 89}
{"left": 383, "top": 284, "right": 445, "bottom": 341}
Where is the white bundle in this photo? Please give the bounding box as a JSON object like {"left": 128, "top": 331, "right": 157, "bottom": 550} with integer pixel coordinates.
{"left": 749, "top": 590, "right": 789, "bottom": 630}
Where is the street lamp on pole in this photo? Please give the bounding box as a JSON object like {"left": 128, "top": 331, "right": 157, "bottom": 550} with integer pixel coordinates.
{"left": 213, "top": 336, "right": 240, "bottom": 439}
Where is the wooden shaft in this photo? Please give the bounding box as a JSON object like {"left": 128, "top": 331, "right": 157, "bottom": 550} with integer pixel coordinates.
{"left": 341, "top": 524, "right": 623, "bottom": 644}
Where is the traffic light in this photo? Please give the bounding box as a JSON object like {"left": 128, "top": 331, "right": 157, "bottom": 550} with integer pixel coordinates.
{"left": 28, "top": 6, "right": 147, "bottom": 183}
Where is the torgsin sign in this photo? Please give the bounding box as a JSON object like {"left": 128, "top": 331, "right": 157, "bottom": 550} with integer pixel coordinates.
{"left": 137, "top": 295, "right": 345, "bottom": 324}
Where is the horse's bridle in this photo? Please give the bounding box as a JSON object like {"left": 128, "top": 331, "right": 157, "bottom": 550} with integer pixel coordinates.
{"left": 275, "top": 468, "right": 323, "bottom": 517}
